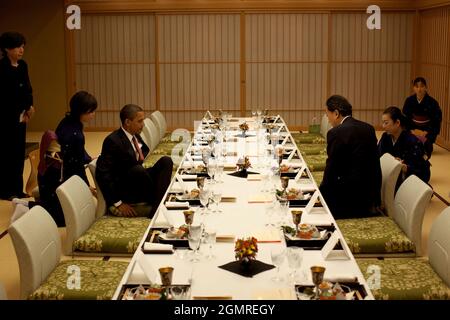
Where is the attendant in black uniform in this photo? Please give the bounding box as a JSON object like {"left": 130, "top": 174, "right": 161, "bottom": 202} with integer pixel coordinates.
{"left": 0, "top": 32, "right": 35, "bottom": 199}
{"left": 319, "top": 95, "right": 382, "bottom": 219}
{"left": 96, "top": 104, "right": 173, "bottom": 218}
{"left": 402, "top": 77, "right": 442, "bottom": 159}
{"left": 55, "top": 91, "right": 97, "bottom": 185}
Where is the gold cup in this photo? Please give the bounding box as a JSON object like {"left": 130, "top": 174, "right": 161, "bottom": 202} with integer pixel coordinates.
{"left": 291, "top": 210, "right": 303, "bottom": 233}
{"left": 281, "top": 176, "right": 289, "bottom": 190}
{"left": 159, "top": 267, "right": 174, "bottom": 286}
{"left": 183, "top": 210, "right": 195, "bottom": 225}
{"left": 310, "top": 266, "right": 326, "bottom": 300}
{"left": 196, "top": 177, "right": 205, "bottom": 190}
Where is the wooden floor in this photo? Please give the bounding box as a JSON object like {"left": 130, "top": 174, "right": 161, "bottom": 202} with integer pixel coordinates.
{"left": 0, "top": 131, "right": 448, "bottom": 299}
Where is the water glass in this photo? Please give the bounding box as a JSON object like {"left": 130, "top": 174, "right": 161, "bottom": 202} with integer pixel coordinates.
{"left": 271, "top": 247, "right": 286, "bottom": 282}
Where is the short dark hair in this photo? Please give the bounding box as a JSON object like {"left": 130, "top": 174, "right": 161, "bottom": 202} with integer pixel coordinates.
{"left": 326, "top": 95, "right": 352, "bottom": 117}
{"left": 383, "top": 106, "right": 408, "bottom": 128}
{"left": 413, "top": 77, "right": 427, "bottom": 87}
{"left": 0, "top": 31, "right": 26, "bottom": 56}
{"left": 120, "top": 104, "right": 143, "bottom": 124}
{"left": 69, "top": 91, "right": 97, "bottom": 119}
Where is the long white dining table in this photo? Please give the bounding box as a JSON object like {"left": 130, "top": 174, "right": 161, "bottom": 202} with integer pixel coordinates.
{"left": 112, "top": 114, "right": 374, "bottom": 300}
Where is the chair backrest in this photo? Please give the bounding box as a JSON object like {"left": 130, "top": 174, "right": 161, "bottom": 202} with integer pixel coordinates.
{"left": 320, "top": 114, "right": 330, "bottom": 139}
{"left": 140, "top": 123, "right": 151, "bottom": 151}
{"left": 8, "top": 206, "right": 61, "bottom": 299}
{"left": 87, "top": 159, "right": 106, "bottom": 219}
{"left": 380, "top": 153, "right": 402, "bottom": 217}
{"left": 428, "top": 206, "right": 450, "bottom": 287}
{"left": 143, "top": 118, "right": 160, "bottom": 152}
{"left": 393, "top": 175, "right": 433, "bottom": 256}
{"left": 150, "top": 110, "right": 167, "bottom": 138}
{"left": 56, "top": 175, "right": 96, "bottom": 255}
{"left": 0, "top": 282, "right": 7, "bottom": 300}
{"left": 25, "top": 149, "right": 40, "bottom": 196}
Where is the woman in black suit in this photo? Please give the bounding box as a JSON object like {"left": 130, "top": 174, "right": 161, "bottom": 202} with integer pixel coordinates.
{"left": 378, "top": 106, "right": 431, "bottom": 186}
{"left": 0, "top": 32, "right": 35, "bottom": 199}
{"left": 55, "top": 91, "right": 97, "bottom": 185}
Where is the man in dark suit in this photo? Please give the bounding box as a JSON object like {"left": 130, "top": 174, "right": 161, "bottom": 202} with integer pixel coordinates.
{"left": 96, "top": 104, "right": 173, "bottom": 218}
{"left": 319, "top": 95, "right": 381, "bottom": 219}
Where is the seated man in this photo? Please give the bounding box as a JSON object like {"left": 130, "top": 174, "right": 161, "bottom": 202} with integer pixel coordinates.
{"left": 319, "top": 95, "right": 382, "bottom": 219}
{"left": 96, "top": 104, "right": 173, "bottom": 218}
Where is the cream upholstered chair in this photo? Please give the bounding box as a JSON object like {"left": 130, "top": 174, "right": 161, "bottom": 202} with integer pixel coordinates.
{"left": 150, "top": 110, "right": 167, "bottom": 139}
{"left": 8, "top": 206, "right": 128, "bottom": 299}
{"left": 144, "top": 117, "right": 161, "bottom": 152}
{"left": 0, "top": 282, "right": 6, "bottom": 300}
{"left": 380, "top": 153, "right": 402, "bottom": 217}
{"left": 87, "top": 158, "right": 106, "bottom": 219}
{"left": 338, "top": 175, "right": 433, "bottom": 257}
{"left": 357, "top": 206, "right": 450, "bottom": 300}
{"left": 319, "top": 113, "right": 330, "bottom": 141}
{"left": 56, "top": 175, "right": 151, "bottom": 256}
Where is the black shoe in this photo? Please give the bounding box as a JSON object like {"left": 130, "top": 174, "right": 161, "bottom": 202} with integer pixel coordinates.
{"left": 7, "top": 192, "right": 29, "bottom": 201}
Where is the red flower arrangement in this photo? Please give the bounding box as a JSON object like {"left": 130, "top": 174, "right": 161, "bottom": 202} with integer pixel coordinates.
{"left": 235, "top": 237, "right": 258, "bottom": 261}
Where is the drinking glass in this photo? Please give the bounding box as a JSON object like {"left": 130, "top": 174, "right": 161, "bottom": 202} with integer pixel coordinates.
{"left": 199, "top": 189, "right": 210, "bottom": 215}
{"left": 204, "top": 229, "right": 217, "bottom": 259}
{"left": 271, "top": 247, "right": 286, "bottom": 282}
{"left": 188, "top": 235, "right": 201, "bottom": 262}
{"left": 286, "top": 247, "right": 304, "bottom": 282}
{"left": 211, "top": 189, "right": 223, "bottom": 214}
{"left": 207, "top": 159, "right": 217, "bottom": 183}
{"left": 278, "top": 199, "right": 290, "bottom": 226}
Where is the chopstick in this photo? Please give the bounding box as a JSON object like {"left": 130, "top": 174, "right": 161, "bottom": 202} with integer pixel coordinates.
{"left": 192, "top": 296, "right": 233, "bottom": 300}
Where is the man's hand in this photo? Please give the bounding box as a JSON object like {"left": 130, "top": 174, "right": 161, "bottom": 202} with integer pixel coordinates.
{"left": 117, "top": 203, "right": 137, "bottom": 217}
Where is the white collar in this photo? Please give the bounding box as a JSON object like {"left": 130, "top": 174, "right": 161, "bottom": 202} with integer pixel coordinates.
{"left": 340, "top": 116, "right": 351, "bottom": 124}
{"left": 121, "top": 127, "right": 134, "bottom": 142}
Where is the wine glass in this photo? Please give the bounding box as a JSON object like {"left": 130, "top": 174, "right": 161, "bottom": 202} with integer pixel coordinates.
{"left": 207, "top": 159, "right": 217, "bottom": 183}
{"left": 196, "top": 176, "right": 205, "bottom": 190}
{"left": 204, "top": 229, "right": 217, "bottom": 259}
{"left": 271, "top": 247, "right": 286, "bottom": 282}
{"left": 286, "top": 247, "right": 304, "bottom": 283}
{"left": 215, "top": 161, "right": 224, "bottom": 183}
{"left": 188, "top": 235, "right": 201, "bottom": 263}
{"left": 264, "top": 198, "right": 276, "bottom": 227}
{"left": 310, "top": 266, "right": 326, "bottom": 300}
{"left": 199, "top": 189, "right": 210, "bottom": 215}
{"left": 278, "top": 199, "right": 289, "bottom": 226}
{"left": 170, "top": 286, "right": 186, "bottom": 300}
{"left": 211, "top": 189, "right": 223, "bottom": 214}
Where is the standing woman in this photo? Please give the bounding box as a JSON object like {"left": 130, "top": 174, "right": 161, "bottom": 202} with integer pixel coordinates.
{"left": 378, "top": 106, "right": 431, "bottom": 186}
{"left": 0, "top": 32, "right": 35, "bottom": 200}
{"left": 403, "top": 77, "right": 442, "bottom": 160}
{"left": 55, "top": 91, "right": 97, "bottom": 186}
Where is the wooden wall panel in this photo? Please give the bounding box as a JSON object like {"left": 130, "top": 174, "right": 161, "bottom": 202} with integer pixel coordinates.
{"left": 158, "top": 14, "right": 240, "bottom": 129}
{"left": 74, "top": 14, "right": 156, "bottom": 129}
{"left": 331, "top": 12, "right": 414, "bottom": 127}
{"left": 245, "top": 13, "right": 328, "bottom": 126}
{"left": 418, "top": 8, "right": 450, "bottom": 148}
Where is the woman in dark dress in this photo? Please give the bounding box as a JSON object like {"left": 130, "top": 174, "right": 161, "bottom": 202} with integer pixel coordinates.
{"left": 378, "top": 106, "right": 431, "bottom": 187}
{"left": 402, "top": 77, "right": 442, "bottom": 160}
{"left": 55, "top": 91, "right": 97, "bottom": 185}
{"left": 0, "top": 32, "right": 35, "bottom": 199}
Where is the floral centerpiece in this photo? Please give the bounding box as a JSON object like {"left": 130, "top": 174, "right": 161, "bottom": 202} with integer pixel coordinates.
{"left": 239, "top": 121, "right": 249, "bottom": 137}
{"left": 235, "top": 237, "right": 258, "bottom": 266}
{"left": 236, "top": 156, "right": 251, "bottom": 172}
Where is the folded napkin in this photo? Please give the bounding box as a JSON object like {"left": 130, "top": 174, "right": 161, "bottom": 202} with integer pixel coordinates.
{"left": 247, "top": 174, "right": 262, "bottom": 181}
{"left": 324, "top": 274, "right": 358, "bottom": 283}
{"left": 178, "top": 174, "right": 198, "bottom": 181}
{"left": 143, "top": 243, "right": 174, "bottom": 253}
{"left": 216, "top": 235, "right": 236, "bottom": 242}
{"left": 253, "top": 288, "right": 296, "bottom": 300}
{"left": 248, "top": 194, "right": 273, "bottom": 203}
{"left": 219, "top": 260, "right": 275, "bottom": 278}
{"left": 165, "top": 201, "right": 189, "bottom": 209}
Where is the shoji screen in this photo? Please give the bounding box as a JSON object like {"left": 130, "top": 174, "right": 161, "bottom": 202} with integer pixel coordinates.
{"left": 330, "top": 12, "right": 414, "bottom": 126}
{"left": 245, "top": 13, "right": 328, "bottom": 128}
{"left": 418, "top": 8, "right": 450, "bottom": 148}
{"left": 74, "top": 14, "right": 157, "bottom": 129}
{"left": 158, "top": 14, "right": 240, "bottom": 129}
